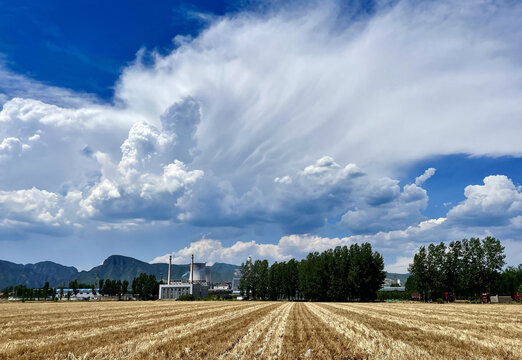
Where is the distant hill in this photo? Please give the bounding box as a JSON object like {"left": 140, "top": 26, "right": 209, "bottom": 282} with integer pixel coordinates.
{"left": 209, "top": 262, "right": 241, "bottom": 283}
{"left": 0, "top": 260, "right": 78, "bottom": 288}
{"left": 0, "top": 255, "right": 241, "bottom": 288}
{"left": 70, "top": 255, "right": 174, "bottom": 286}
{"left": 71, "top": 255, "right": 240, "bottom": 285}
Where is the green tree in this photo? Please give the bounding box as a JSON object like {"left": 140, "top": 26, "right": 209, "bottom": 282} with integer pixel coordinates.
{"left": 499, "top": 264, "right": 522, "bottom": 295}
{"left": 282, "top": 259, "right": 299, "bottom": 300}
{"left": 99, "top": 279, "right": 104, "bottom": 295}
{"left": 116, "top": 280, "right": 123, "bottom": 299}
{"left": 408, "top": 246, "right": 429, "bottom": 301}
{"left": 409, "top": 237, "right": 507, "bottom": 300}
{"left": 42, "top": 282, "right": 50, "bottom": 300}
{"left": 122, "top": 280, "right": 129, "bottom": 295}
{"left": 69, "top": 280, "right": 79, "bottom": 296}
{"left": 132, "top": 273, "right": 158, "bottom": 300}
{"left": 444, "top": 240, "right": 462, "bottom": 297}
{"left": 482, "top": 236, "right": 506, "bottom": 294}
{"left": 298, "top": 252, "right": 322, "bottom": 301}
{"left": 268, "top": 262, "right": 282, "bottom": 300}
{"left": 347, "top": 244, "right": 362, "bottom": 300}
{"left": 426, "top": 243, "right": 446, "bottom": 300}
{"left": 255, "top": 260, "right": 269, "bottom": 300}
{"left": 239, "top": 258, "right": 253, "bottom": 299}
{"left": 358, "top": 243, "right": 386, "bottom": 301}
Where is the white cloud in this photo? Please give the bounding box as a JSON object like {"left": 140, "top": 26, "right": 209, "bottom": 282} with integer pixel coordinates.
{"left": 447, "top": 175, "right": 522, "bottom": 226}
{"left": 341, "top": 169, "right": 431, "bottom": 234}
{"left": 0, "top": 188, "right": 81, "bottom": 236}
{"left": 303, "top": 156, "right": 340, "bottom": 175}
{"left": 151, "top": 234, "right": 357, "bottom": 265}
{"left": 78, "top": 111, "right": 205, "bottom": 219}
{"left": 0, "top": 64, "right": 99, "bottom": 108}
{"left": 0, "top": 137, "right": 25, "bottom": 157}
{"left": 0, "top": 96, "right": 205, "bottom": 233}
{"left": 274, "top": 176, "right": 292, "bottom": 184}
{"left": 174, "top": 155, "right": 367, "bottom": 232}
{"left": 0, "top": 0, "right": 522, "bottom": 263}
{"left": 116, "top": 0, "right": 522, "bottom": 177}
{"left": 0, "top": 93, "right": 8, "bottom": 107}
{"left": 79, "top": 179, "right": 121, "bottom": 217}
{"left": 415, "top": 168, "right": 436, "bottom": 186}
{"left": 150, "top": 218, "right": 448, "bottom": 267}
{"left": 151, "top": 238, "right": 291, "bottom": 265}
{"left": 0, "top": 97, "right": 141, "bottom": 193}
{"left": 385, "top": 256, "right": 414, "bottom": 274}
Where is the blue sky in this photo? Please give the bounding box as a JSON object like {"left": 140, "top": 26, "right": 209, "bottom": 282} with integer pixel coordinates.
{"left": 1, "top": 0, "right": 522, "bottom": 272}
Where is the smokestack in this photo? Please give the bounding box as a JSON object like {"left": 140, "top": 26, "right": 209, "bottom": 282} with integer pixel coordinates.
{"left": 167, "top": 255, "right": 171, "bottom": 285}
{"left": 191, "top": 254, "right": 194, "bottom": 284}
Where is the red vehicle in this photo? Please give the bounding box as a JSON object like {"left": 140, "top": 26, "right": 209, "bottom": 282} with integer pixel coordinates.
{"left": 513, "top": 292, "right": 522, "bottom": 301}
{"left": 481, "top": 293, "right": 489, "bottom": 303}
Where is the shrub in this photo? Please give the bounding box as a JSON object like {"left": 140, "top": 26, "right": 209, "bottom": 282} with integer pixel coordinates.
{"left": 176, "top": 294, "right": 196, "bottom": 301}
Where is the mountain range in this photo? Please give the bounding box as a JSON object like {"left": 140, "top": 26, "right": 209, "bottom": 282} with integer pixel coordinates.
{"left": 1, "top": 256, "right": 409, "bottom": 289}
{"left": 0, "top": 255, "right": 240, "bottom": 289}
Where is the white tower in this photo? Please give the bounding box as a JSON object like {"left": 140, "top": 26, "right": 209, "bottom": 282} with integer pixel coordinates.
{"left": 167, "top": 255, "right": 172, "bottom": 285}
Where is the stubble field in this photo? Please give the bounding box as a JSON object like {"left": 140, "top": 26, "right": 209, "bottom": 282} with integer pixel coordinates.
{"left": 0, "top": 301, "right": 521, "bottom": 359}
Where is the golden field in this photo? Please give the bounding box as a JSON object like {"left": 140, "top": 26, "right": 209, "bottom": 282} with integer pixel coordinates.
{"left": 0, "top": 301, "right": 521, "bottom": 359}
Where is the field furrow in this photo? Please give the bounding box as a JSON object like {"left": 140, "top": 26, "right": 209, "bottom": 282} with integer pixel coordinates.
{"left": 134, "top": 302, "right": 281, "bottom": 359}
{"left": 1, "top": 301, "right": 520, "bottom": 359}
{"left": 0, "top": 302, "right": 254, "bottom": 359}
{"left": 0, "top": 302, "right": 234, "bottom": 339}
{"left": 330, "top": 303, "right": 522, "bottom": 351}
{"left": 308, "top": 302, "right": 431, "bottom": 359}
{"left": 320, "top": 303, "right": 520, "bottom": 359}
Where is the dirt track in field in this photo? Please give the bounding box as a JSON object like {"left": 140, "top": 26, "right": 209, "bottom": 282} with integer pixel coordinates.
{"left": 1, "top": 301, "right": 521, "bottom": 359}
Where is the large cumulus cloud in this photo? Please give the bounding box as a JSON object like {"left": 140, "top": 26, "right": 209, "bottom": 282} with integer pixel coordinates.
{"left": 447, "top": 175, "right": 522, "bottom": 226}
{"left": 0, "top": 0, "right": 522, "bottom": 267}
{"left": 116, "top": 0, "right": 522, "bottom": 176}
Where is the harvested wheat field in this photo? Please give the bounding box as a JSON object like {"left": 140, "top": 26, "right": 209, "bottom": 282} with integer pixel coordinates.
{"left": 0, "top": 301, "right": 521, "bottom": 359}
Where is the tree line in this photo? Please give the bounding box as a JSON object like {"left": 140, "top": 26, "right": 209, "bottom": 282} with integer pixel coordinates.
{"left": 1, "top": 273, "right": 160, "bottom": 301}
{"left": 1, "top": 282, "right": 54, "bottom": 301}
{"left": 407, "top": 237, "right": 522, "bottom": 301}
{"left": 239, "top": 243, "right": 386, "bottom": 301}
{"left": 97, "top": 279, "right": 129, "bottom": 298}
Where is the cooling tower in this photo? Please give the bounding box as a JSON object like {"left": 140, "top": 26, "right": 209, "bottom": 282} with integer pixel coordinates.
{"left": 190, "top": 262, "right": 207, "bottom": 281}
{"left": 205, "top": 266, "right": 212, "bottom": 283}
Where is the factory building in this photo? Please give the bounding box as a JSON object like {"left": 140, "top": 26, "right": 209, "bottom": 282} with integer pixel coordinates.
{"left": 159, "top": 282, "right": 208, "bottom": 299}
{"left": 159, "top": 254, "right": 210, "bottom": 300}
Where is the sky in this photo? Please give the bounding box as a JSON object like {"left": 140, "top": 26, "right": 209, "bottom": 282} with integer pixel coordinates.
{"left": 1, "top": 0, "right": 522, "bottom": 272}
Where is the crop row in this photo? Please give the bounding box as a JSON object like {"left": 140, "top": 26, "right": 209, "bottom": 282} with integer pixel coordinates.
{"left": 0, "top": 301, "right": 520, "bottom": 359}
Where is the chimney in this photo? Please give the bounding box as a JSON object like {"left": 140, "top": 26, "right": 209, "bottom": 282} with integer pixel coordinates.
{"left": 167, "top": 255, "right": 172, "bottom": 285}
{"left": 191, "top": 254, "right": 194, "bottom": 284}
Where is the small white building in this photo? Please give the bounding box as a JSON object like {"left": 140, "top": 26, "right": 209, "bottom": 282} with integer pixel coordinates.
{"left": 213, "top": 283, "right": 231, "bottom": 290}
{"left": 56, "top": 288, "right": 98, "bottom": 300}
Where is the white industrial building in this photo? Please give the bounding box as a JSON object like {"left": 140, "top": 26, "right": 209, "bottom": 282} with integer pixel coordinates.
{"left": 56, "top": 288, "right": 98, "bottom": 300}
{"left": 159, "top": 255, "right": 210, "bottom": 300}
{"left": 159, "top": 282, "right": 208, "bottom": 299}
